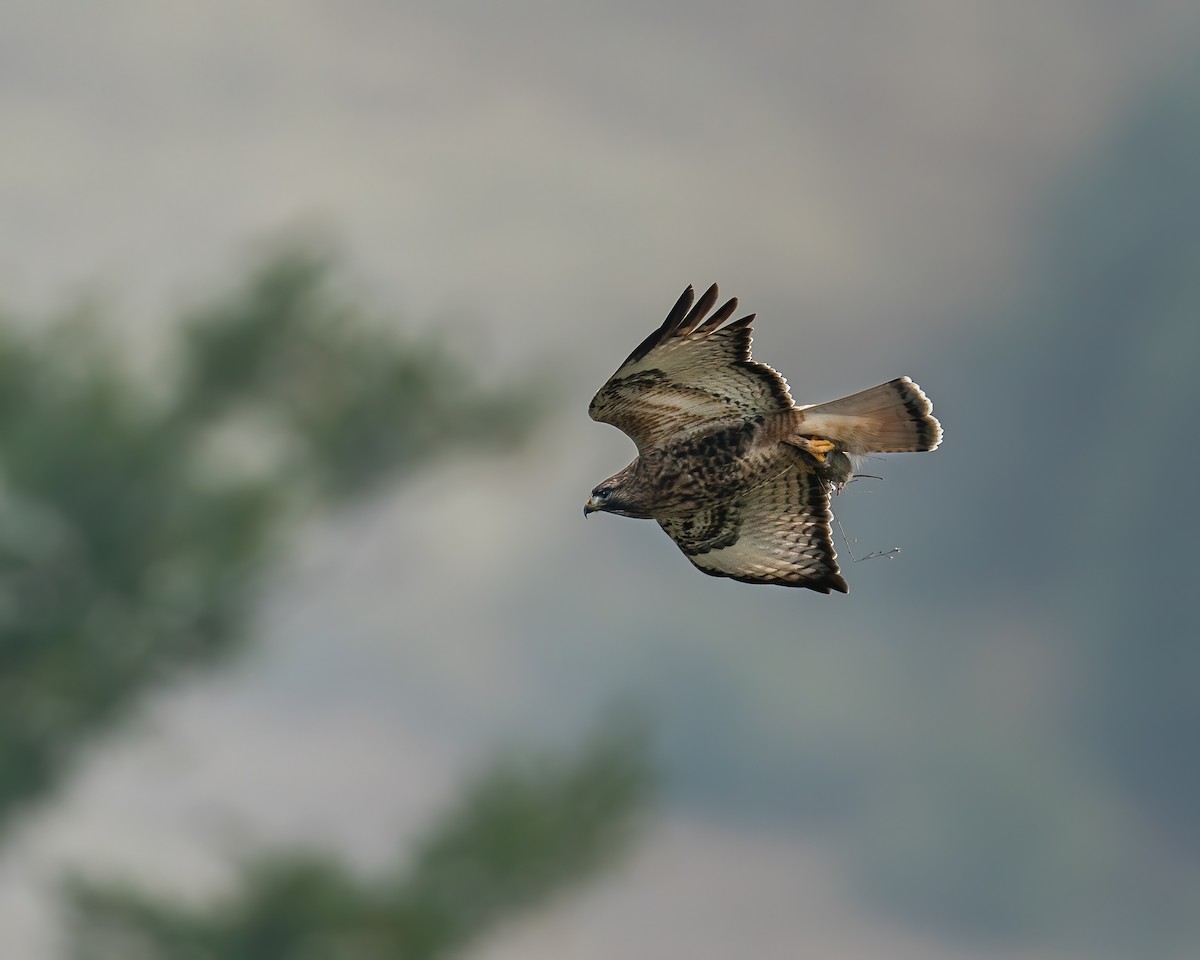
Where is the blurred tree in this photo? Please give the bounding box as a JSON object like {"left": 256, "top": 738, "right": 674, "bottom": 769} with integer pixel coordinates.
{"left": 172, "top": 249, "right": 540, "bottom": 501}
{"left": 65, "top": 726, "right": 648, "bottom": 960}
{"left": 0, "top": 243, "right": 648, "bottom": 957}
{"left": 0, "top": 243, "right": 557, "bottom": 835}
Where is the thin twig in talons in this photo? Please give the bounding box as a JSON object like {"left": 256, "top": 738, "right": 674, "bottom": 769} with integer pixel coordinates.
{"left": 832, "top": 512, "right": 858, "bottom": 560}
{"left": 833, "top": 512, "right": 901, "bottom": 563}
{"left": 856, "top": 546, "right": 900, "bottom": 563}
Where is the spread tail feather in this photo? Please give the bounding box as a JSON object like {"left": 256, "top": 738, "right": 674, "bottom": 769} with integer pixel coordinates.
{"left": 794, "top": 377, "right": 942, "bottom": 454}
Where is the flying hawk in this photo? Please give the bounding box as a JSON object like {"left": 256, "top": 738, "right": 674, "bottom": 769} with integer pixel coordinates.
{"left": 584, "top": 284, "right": 942, "bottom": 593}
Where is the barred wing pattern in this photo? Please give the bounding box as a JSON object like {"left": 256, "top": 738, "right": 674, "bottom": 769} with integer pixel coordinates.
{"left": 588, "top": 284, "right": 795, "bottom": 453}
{"left": 659, "top": 467, "right": 847, "bottom": 594}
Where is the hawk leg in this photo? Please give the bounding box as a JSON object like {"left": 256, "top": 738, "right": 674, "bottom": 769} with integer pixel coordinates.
{"left": 786, "top": 436, "right": 853, "bottom": 491}
{"left": 789, "top": 436, "right": 836, "bottom": 463}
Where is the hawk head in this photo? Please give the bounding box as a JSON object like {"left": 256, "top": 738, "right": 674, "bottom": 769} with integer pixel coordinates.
{"left": 584, "top": 465, "right": 653, "bottom": 518}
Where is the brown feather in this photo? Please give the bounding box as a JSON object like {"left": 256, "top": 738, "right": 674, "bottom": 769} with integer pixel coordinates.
{"left": 623, "top": 284, "right": 695, "bottom": 366}
{"left": 589, "top": 285, "right": 794, "bottom": 453}
{"left": 586, "top": 285, "right": 942, "bottom": 592}
{"left": 678, "top": 283, "right": 720, "bottom": 335}
{"left": 795, "top": 377, "right": 943, "bottom": 453}
{"left": 660, "top": 467, "right": 848, "bottom": 593}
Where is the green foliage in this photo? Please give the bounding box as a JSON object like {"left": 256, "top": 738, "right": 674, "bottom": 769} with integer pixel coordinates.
{"left": 176, "top": 250, "right": 543, "bottom": 500}
{"left": 0, "top": 244, "right": 645, "bottom": 960}
{"left": 0, "top": 247, "right": 543, "bottom": 835}
{"left": 65, "top": 727, "right": 649, "bottom": 960}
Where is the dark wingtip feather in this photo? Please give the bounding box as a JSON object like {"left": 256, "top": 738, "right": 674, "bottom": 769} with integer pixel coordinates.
{"left": 665, "top": 284, "right": 696, "bottom": 327}
{"left": 621, "top": 284, "right": 756, "bottom": 367}
{"left": 694, "top": 296, "right": 739, "bottom": 335}
{"left": 716, "top": 569, "right": 849, "bottom": 593}
{"left": 677, "top": 283, "right": 721, "bottom": 337}
{"left": 625, "top": 284, "right": 695, "bottom": 365}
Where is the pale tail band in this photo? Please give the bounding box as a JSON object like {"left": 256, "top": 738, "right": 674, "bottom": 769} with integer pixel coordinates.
{"left": 795, "top": 377, "right": 942, "bottom": 454}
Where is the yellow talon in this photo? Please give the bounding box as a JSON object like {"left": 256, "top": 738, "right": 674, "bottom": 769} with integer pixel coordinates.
{"left": 798, "top": 437, "right": 836, "bottom": 463}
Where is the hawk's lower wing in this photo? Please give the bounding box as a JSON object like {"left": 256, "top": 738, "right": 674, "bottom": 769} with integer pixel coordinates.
{"left": 659, "top": 468, "right": 847, "bottom": 593}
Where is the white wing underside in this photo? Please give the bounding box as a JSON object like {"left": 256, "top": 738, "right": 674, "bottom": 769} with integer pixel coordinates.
{"left": 659, "top": 466, "right": 846, "bottom": 593}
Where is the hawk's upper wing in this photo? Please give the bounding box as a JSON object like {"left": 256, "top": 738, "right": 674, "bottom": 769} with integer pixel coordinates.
{"left": 589, "top": 284, "right": 795, "bottom": 453}
{"left": 658, "top": 466, "right": 847, "bottom": 593}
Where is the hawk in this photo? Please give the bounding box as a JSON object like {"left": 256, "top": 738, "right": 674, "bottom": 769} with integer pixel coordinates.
{"left": 584, "top": 284, "right": 942, "bottom": 593}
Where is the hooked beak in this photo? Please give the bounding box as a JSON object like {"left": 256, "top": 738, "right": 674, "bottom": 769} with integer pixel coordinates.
{"left": 583, "top": 497, "right": 603, "bottom": 517}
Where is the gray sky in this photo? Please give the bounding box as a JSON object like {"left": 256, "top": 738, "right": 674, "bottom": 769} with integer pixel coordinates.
{"left": 1, "top": 2, "right": 1196, "bottom": 956}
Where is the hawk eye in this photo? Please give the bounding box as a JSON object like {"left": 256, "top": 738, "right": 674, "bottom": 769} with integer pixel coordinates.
{"left": 594, "top": 486, "right": 613, "bottom": 499}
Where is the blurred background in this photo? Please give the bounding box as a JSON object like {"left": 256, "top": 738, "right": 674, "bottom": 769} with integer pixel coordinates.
{"left": 1, "top": 2, "right": 1198, "bottom": 957}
